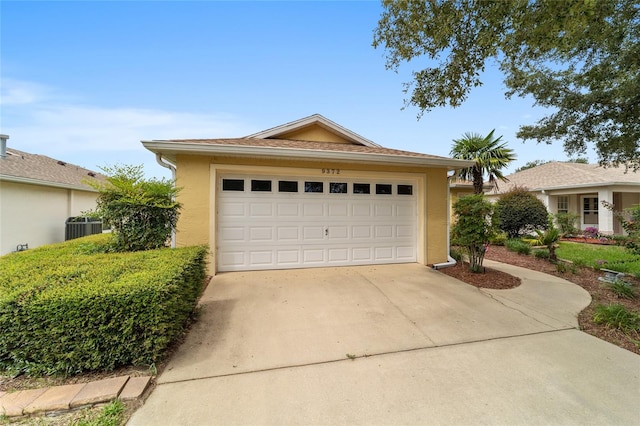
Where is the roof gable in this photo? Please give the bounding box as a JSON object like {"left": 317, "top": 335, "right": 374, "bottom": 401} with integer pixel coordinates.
{"left": 245, "top": 114, "right": 381, "bottom": 147}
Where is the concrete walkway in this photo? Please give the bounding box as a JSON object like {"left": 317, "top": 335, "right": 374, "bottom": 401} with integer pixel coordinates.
{"left": 124, "top": 262, "right": 639, "bottom": 424}
{"left": 0, "top": 375, "right": 151, "bottom": 418}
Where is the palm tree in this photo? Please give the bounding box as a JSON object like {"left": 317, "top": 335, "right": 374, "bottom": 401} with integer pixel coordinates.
{"left": 450, "top": 130, "right": 516, "bottom": 194}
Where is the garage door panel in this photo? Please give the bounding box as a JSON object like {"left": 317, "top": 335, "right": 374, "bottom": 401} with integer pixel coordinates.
{"left": 375, "top": 225, "right": 393, "bottom": 238}
{"left": 277, "top": 203, "right": 300, "bottom": 216}
{"left": 249, "top": 251, "right": 273, "bottom": 266}
{"left": 303, "top": 249, "right": 325, "bottom": 263}
{"left": 249, "top": 227, "right": 273, "bottom": 241}
{"left": 217, "top": 176, "right": 417, "bottom": 271}
{"left": 327, "top": 225, "right": 348, "bottom": 239}
{"left": 328, "top": 248, "right": 349, "bottom": 262}
{"left": 352, "top": 204, "right": 371, "bottom": 216}
{"left": 277, "top": 227, "right": 300, "bottom": 240}
{"left": 375, "top": 204, "right": 394, "bottom": 217}
{"left": 303, "top": 203, "right": 324, "bottom": 217}
{"left": 374, "top": 247, "right": 394, "bottom": 260}
{"left": 250, "top": 203, "right": 273, "bottom": 216}
{"left": 219, "top": 227, "right": 245, "bottom": 242}
{"left": 303, "top": 226, "right": 325, "bottom": 240}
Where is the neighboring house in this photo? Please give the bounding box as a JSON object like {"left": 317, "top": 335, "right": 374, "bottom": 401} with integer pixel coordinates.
{"left": 486, "top": 161, "right": 640, "bottom": 235}
{"left": 448, "top": 179, "right": 495, "bottom": 224}
{"left": 0, "top": 135, "right": 104, "bottom": 256}
{"left": 142, "top": 114, "right": 473, "bottom": 273}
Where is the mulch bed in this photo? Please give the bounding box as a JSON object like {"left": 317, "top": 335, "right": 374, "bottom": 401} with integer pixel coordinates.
{"left": 442, "top": 245, "right": 640, "bottom": 356}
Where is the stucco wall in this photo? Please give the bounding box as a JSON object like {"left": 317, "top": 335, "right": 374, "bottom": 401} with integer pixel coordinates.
{"left": 274, "top": 125, "right": 352, "bottom": 144}
{"left": 0, "top": 181, "right": 98, "bottom": 255}
{"left": 175, "top": 154, "right": 452, "bottom": 271}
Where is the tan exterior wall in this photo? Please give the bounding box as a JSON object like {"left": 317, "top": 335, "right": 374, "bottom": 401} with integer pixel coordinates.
{"left": 274, "top": 125, "right": 352, "bottom": 144}
{"left": 175, "top": 154, "right": 451, "bottom": 272}
{"left": 0, "top": 181, "right": 98, "bottom": 255}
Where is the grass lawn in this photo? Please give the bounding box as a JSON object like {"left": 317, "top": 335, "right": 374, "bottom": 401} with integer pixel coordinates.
{"left": 556, "top": 242, "right": 640, "bottom": 276}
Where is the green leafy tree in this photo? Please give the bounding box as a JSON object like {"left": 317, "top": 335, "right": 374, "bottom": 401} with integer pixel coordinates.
{"left": 373, "top": 0, "right": 640, "bottom": 169}
{"left": 554, "top": 212, "right": 580, "bottom": 236}
{"left": 451, "top": 194, "right": 497, "bottom": 272}
{"left": 86, "top": 164, "right": 181, "bottom": 252}
{"left": 496, "top": 186, "right": 548, "bottom": 238}
{"left": 450, "top": 130, "right": 516, "bottom": 194}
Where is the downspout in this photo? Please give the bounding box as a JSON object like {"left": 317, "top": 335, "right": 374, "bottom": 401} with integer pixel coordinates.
{"left": 432, "top": 174, "right": 457, "bottom": 270}
{"left": 155, "top": 154, "right": 177, "bottom": 248}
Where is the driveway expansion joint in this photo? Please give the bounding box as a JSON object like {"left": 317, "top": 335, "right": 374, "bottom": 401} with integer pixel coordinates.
{"left": 156, "top": 328, "right": 578, "bottom": 387}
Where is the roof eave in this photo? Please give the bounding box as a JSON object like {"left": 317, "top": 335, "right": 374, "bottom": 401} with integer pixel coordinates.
{"left": 0, "top": 174, "right": 99, "bottom": 192}
{"left": 142, "top": 141, "right": 474, "bottom": 171}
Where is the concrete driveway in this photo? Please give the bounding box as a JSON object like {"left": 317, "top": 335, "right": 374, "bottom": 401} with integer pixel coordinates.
{"left": 129, "top": 263, "right": 640, "bottom": 425}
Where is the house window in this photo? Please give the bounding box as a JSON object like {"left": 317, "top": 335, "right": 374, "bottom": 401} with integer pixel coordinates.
{"left": 557, "top": 196, "right": 568, "bottom": 214}
{"left": 376, "top": 184, "right": 392, "bottom": 195}
{"left": 222, "top": 179, "right": 244, "bottom": 191}
{"left": 305, "top": 181, "right": 324, "bottom": 193}
{"left": 353, "top": 183, "right": 370, "bottom": 194}
{"left": 583, "top": 197, "right": 598, "bottom": 225}
{"left": 397, "top": 185, "right": 413, "bottom": 195}
{"left": 330, "top": 182, "right": 347, "bottom": 193}
{"left": 279, "top": 181, "right": 298, "bottom": 193}
{"left": 251, "top": 180, "right": 272, "bottom": 192}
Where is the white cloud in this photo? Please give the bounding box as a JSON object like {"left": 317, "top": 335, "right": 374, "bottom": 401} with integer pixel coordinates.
{"left": 0, "top": 79, "right": 57, "bottom": 105}
{"left": 1, "top": 79, "right": 255, "bottom": 177}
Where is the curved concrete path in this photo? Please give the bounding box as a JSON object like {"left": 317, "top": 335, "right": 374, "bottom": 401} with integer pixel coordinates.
{"left": 129, "top": 263, "right": 640, "bottom": 425}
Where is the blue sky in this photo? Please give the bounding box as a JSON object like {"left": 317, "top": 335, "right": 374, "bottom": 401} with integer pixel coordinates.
{"left": 1, "top": 1, "right": 594, "bottom": 179}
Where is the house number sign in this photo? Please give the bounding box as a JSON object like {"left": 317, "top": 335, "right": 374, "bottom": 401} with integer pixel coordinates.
{"left": 321, "top": 168, "right": 340, "bottom": 174}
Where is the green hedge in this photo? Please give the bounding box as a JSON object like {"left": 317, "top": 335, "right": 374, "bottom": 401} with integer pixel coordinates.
{"left": 0, "top": 234, "right": 208, "bottom": 376}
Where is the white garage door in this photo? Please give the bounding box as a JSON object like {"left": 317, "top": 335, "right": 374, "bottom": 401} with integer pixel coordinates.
{"left": 217, "top": 175, "right": 417, "bottom": 271}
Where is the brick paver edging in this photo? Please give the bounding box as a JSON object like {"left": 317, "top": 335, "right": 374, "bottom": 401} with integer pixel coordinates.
{"left": 0, "top": 375, "right": 151, "bottom": 418}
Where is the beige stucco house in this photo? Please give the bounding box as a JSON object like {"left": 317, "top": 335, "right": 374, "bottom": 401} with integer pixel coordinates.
{"left": 486, "top": 161, "right": 640, "bottom": 235}
{"left": 142, "top": 114, "right": 473, "bottom": 274}
{"left": 0, "top": 135, "right": 104, "bottom": 255}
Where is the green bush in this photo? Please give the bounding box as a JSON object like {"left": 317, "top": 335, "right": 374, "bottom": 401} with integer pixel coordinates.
{"left": 86, "top": 164, "right": 181, "bottom": 252}
{"left": 533, "top": 249, "right": 550, "bottom": 259}
{"left": 606, "top": 280, "right": 637, "bottom": 300}
{"left": 0, "top": 234, "right": 208, "bottom": 376}
{"left": 554, "top": 212, "right": 579, "bottom": 236}
{"left": 593, "top": 304, "right": 640, "bottom": 333}
{"left": 505, "top": 239, "right": 531, "bottom": 255}
{"left": 451, "top": 194, "right": 497, "bottom": 273}
{"left": 489, "top": 232, "right": 508, "bottom": 246}
{"left": 496, "top": 186, "right": 548, "bottom": 238}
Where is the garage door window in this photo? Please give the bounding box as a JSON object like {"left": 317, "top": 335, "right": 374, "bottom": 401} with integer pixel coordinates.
{"left": 278, "top": 180, "right": 298, "bottom": 192}
{"left": 376, "top": 184, "right": 392, "bottom": 195}
{"left": 353, "top": 183, "right": 370, "bottom": 194}
{"left": 330, "top": 182, "right": 347, "bottom": 193}
{"left": 251, "top": 180, "right": 272, "bottom": 192}
{"left": 222, "top": 179, "right": 244, "bottom": 191}
{"left": 398, "top": 185, "right": 413, "bottom": 195}
{"left": 305, "top": 181, "right": 324, "bottom": 193}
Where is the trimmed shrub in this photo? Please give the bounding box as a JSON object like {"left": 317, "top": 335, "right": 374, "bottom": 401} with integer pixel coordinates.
{"left": 0, "top": 234, "right": 208, "bottom": 376}
{"left": 505, "top": 239, "right": 531, "bottom": 255}
{"left": 496, "top": 186, "right": 548, "bottom": 238}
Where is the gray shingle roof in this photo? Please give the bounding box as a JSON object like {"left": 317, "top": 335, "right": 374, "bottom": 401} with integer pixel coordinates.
{"left": 488, "top": 161, "right": 639, "bottom": 194}
{"left": 157, "top": 137, "right": 455, "bottom": 160}
{"left": 0, "top": 148, "right": 105, "bottom": 190}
